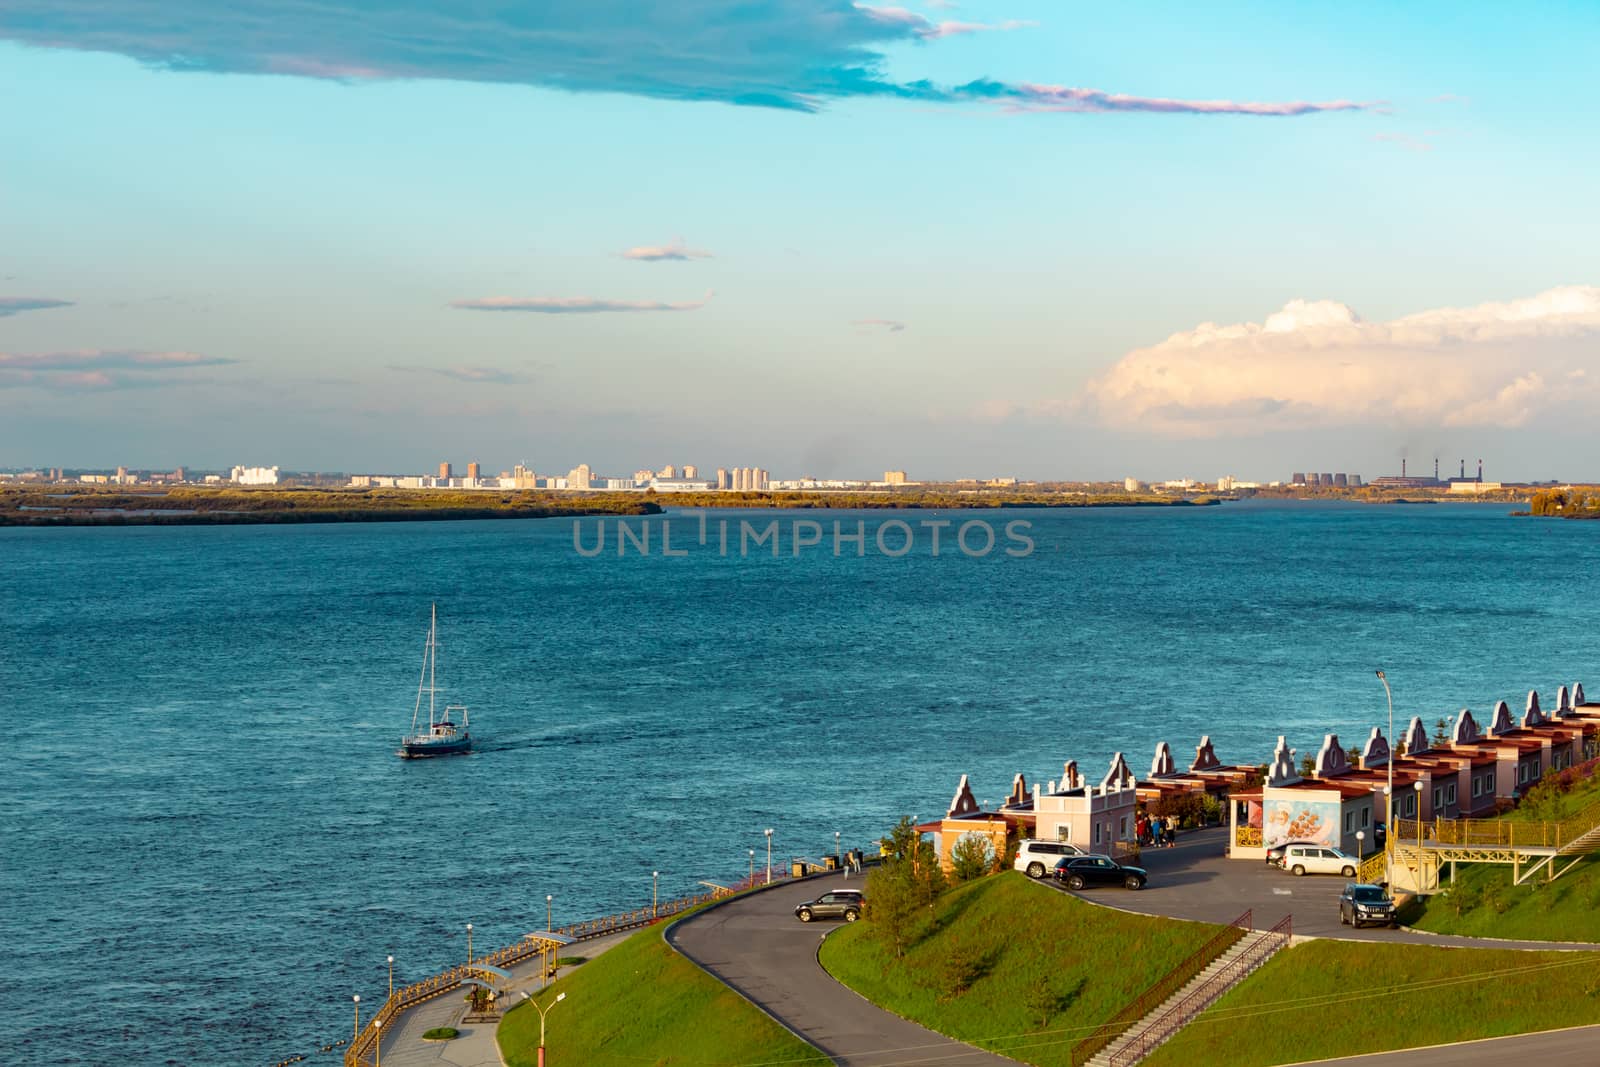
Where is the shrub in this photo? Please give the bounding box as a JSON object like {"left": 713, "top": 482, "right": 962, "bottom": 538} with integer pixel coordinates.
{"left": 951, "top": 833, "right": 995, "bottom": 882}
{"left": 422, "top": 1027, "right": 459, "bottom": 1041}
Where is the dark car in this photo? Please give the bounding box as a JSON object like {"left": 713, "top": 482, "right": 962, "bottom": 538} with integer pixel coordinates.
{"left": 795, "top": 889, "right": 863, "bottom": 923}
{"left": 1339, "top": 883, "right": 1397, "bottom": 928}
{"left": 1053, "top": 855, "right": 1148, "bottom": 890}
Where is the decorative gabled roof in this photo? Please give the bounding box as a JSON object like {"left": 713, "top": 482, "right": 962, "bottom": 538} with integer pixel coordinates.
{"left": 1452, "top": 708, "right": 1481, "bottom": 745}
{"left": 1402, "top": 715, "right": 1429, "bottom": 756}
{"left": 1557, "top": 685, "right": 1573, "bottom": 717}
{"left": 948, "top": 774, "right": 980, "bottom": 817}
{"left": 1314, "top": 733, "right": 1350, "bottom": 777}
{"left": 1577, "top": 682, "right": 1587, "bottom": 706}
{"left": 1488, "top": 699, "right": 1513, "bottom": 735}
{"left": 1061, "top": 760, "right": 1082, "bottom": 791}
{"left": 1267, "top": 736, "right": 1301, "bottom": 787}
{"left": 1523, "top": 690, "right": 1546, "bottom": 728}
{"left": 1101, "top": 752, "right": 1135, "bottom": 791}
{"left": 1361, "top": 727, "right": 1390, "bottom": 768}
{"left": 1191, "top": 735, "right": 1223, "bottom": 773}
{"left": 1006, "top": 773, "right": 1029, "bottom": 807}
{"left": 1150, "top": 741, "right": 1176, "bottom": 778}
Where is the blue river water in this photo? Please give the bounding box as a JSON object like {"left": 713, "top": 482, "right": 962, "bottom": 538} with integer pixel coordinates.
{"left": 2, "top": 501, "right": 1597, "bottom": 1065}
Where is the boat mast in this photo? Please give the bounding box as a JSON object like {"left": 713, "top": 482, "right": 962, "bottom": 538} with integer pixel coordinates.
{"left": 428, "top": 603, "right": 438, "bottom": 727}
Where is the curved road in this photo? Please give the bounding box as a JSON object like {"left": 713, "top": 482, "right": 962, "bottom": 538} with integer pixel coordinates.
{"left": 669, "top": 873, "right": 1017, "bottom": 1066}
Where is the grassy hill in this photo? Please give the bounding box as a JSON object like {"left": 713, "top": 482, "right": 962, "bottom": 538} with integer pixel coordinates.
{"left": 498, "top": 918, "right": 827, "bottom": 1067}
{"left": 818, "top": 871, "right": 1222, "bottom": 1066}
{"left": 1143, "top": 940, "right": 1600, "bottom": 1067}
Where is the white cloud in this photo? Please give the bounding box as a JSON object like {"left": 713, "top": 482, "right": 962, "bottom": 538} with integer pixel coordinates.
{"left": 621, "top": 239, "right": 713, "bottom": 262}
{"left": 1079, "top": 286, "right": 1600, "bottom": 437}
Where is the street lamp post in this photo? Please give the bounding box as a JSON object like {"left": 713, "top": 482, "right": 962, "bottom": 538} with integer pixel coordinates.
{"left": 546, "top": 894, "right": 553, "bottom": 933}
{"left": 1414, "top": 780, "right": 1426, "bottom": 888}
{"left": 519, "top": 990, "right": 567, "bottom": 1067}
{"left": 765, "top": 828, "right": 773, "bottom": 885}
{"left": 748, "top": 849, "right": 754, "bottom": 886}
{"left": 1356, "top": 830, "right": 1365, "bottom": 859}
{"left": 387, "top": 955, "right": 394, "bottom": 1000}
{"left": 652, "top": 871, "right": 659, "bottom": 918}
{"left": 352, "top": 995, "right": 360, "bottom": 1045}
{"left": 466, "top": 923, "right": 473, "bottom": 967}
{"left": 372, "top": 1017, "right": 382, "bottom": 1067}
{"left": 835, "top": 831, "right": 841, "bottom": 867}
{"left": 1376, "top": 670, "right": 1395, "bottom": 887}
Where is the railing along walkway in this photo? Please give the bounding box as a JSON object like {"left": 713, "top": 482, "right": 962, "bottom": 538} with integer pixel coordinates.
{"left": 1068, "top": 911, "right": 1252, "bottom": 1067}
{"left": 1107, "top": 914, "right": 1293, "bottom": 1067}
{"left": 340, "top": 879, "right": 781, "bottom": 1067}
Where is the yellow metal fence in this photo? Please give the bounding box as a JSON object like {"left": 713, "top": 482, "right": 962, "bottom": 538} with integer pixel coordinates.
{"left": 1397, "top": 795, "right": 1600, "bottom": 853}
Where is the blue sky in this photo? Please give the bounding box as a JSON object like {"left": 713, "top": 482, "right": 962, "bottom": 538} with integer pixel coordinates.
{"left": 2, "top": 1, "right": 1598, "bottom": 480}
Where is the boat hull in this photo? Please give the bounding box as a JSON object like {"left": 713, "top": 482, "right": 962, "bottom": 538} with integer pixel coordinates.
{"left": 397, "top": 734, "right": 472, "bottom": 758}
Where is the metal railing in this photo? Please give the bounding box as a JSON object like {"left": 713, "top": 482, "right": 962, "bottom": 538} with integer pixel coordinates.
{"left": 1068, "top": 910, "right": 1252, "bottom": 1067}
{"left": 1397, "top": 795, "right": 1600, "bottom": 853}
{"left": 341, "top": 882, "right": 756, "bottom": 1067}
{"left": 1108, "top": 914, "right": 1292, "bottom": 1067}
{"left": 1356, "top": 850, "right": 1387, "bottom": 885}
{"left": 1234, "top": 826, "right": 1263, "bottom": 848}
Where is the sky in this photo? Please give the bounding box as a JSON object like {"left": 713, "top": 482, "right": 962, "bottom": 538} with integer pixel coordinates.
{"left": 2, "top": 1, "right": 1598, "bottom": 481}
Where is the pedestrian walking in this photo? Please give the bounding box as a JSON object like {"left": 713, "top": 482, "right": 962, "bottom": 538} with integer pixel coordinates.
{"left": 850, "top": 848, "right": 862, "bottom": 875}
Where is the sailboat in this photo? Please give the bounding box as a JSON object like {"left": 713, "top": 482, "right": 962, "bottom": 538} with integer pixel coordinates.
{"left": 398, "top": 604, "right": 472, "bottom": 758}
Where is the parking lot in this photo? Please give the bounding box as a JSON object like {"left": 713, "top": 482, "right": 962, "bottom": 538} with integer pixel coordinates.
{"left": 1041, "top": 826, "right": 1600, "bottom": 949}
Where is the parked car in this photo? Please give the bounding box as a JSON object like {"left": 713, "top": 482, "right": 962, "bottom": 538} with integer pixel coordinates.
{"left": 1052, "top": 855, "right": 1148, "bottom": 890}
{"left": 794, "top": 889, "right": 863, "bottom": 923}
{"left": 1277, "top": 844, "right": 1358, "bottom": 877}
{"left": 1264, "top": 840, "right": 1321, "bottom": 867}
{"left": 1338, "top": 883, "right": 1397, "bottom": 928}
{"left": 1014, "top": 839, "right": 1087, "bottom": 878}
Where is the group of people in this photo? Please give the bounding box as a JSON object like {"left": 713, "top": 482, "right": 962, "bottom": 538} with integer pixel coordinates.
{"left": 839, "top": 847, "right": 864, "bottom": 876}
{"left": 1137, "top": 812, "right": 1179, "bottom": 849}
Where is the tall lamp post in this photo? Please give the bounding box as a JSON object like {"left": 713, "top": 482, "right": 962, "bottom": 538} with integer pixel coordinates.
{"left": 372, "top": 1017, "right": 382, "bottom": 1067}
{"left": 652, "top": 871, "right": 659, "bottom": 918}
{"left": 748, "top": 849, "right": 754, "bottom": 886}
{"left": 546, "top": 894, "right": 553, "bottom": 933}
{"left": 466, "top": 923, "right": 473, "bottom": 967}
{"left": 765, "top": 828, "right": 774, "bottom": 885}
{"left": 519, "top": 990, "right": 567, "bottom": 1067}
{"left": 352, "top": 995, "right": 360, "bottom": 1045}
{"left": 1376, "top": 670, "right": 1394, "bottom": 886}
{"left": 1414, "top": 781, "right": 1426, "bottom": 889}
{"left": 387, "top": 955, "right": 394, "bottom": 1000}
{"left": 835, "top": 831, "right": 841, "bottom": 866}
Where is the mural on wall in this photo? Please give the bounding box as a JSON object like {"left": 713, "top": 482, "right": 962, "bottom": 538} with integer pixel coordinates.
{"left": 1262, "top": 796, "right": 1341, "bottom": 848}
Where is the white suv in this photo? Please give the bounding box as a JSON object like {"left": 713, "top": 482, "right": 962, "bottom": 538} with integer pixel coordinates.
{"left": 1277, "top": 844, "right": 1358, "bottom": 877}
{"left": 1014, "top": 840, "right": 1086, "bottom": 878}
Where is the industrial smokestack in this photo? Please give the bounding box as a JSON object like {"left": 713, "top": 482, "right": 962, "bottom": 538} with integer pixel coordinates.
{"left": 1434, "top": 457, "right": 1439, "bottom": 481}
{"left": 1478, "top": 459, "right": 1483, "bottom": 482}
{"left": 1402, "top": 458, "right": 1407, "bottom": 478}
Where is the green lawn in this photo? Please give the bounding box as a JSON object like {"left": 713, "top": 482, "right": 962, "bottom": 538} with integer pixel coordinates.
{"left": 498, "top": 918, "right": 828, "bottom": 1067}
{"left": 1406, "top": 855, "right": 1600, "bottom": 941}
{"left": 818, "top": 871, "right": 1222, "bottom": 1066}
{"left": 1143, "top": 940, "right": 1600, "bottom": 1067}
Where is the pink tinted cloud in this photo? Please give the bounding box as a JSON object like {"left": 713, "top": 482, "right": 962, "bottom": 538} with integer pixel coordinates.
{"left": 853, "top": 318, "right": 906, "bottom": 332}
{"left": 1006, "top": 84, "right": 1376, "bottom": 115}
{"left": 452, "top": 292, "right": 713, "bottom": 314}
{"left": 0, "top": 348, "right": 235, "bottom": 390}
{"left": 620, "top": 238, "right": 713, "bottom": 261}
{"left": 857, "top": 5, "right": 1033, "bottom": 40}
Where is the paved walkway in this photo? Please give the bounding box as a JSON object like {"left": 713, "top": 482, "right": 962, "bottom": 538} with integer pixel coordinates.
{"left": 1060, "top": 827, "right": 1600, "bottom": 951}
{"left": 670, "top": 873, "right": 1018, "bottom": 1066}
{"left": 375, "top": 928, "right": 634, "bottom": 1067}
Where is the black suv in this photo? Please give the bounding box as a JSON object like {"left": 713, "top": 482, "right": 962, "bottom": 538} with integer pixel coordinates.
{"left": 1338, "top": 883, "right": 1396, "bottom": 928}
{"left": 795, "top": 889, "right": 863, "bottom": 923}
{"left": 1053, "top": 855, "right": 1148, "bottom": 890}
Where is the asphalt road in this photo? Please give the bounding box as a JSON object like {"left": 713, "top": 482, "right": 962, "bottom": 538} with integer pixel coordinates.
{"left": 669, "top": 873, "right": 1019, "bottom": 1066}
{"left": 1283, "top": 1024, "right": 1600, "bottom": 1065}
{"left": 1066, "top": 826, "right": 1600, "bottom": 950}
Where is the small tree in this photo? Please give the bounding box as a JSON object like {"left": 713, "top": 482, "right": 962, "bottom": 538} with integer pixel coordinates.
{"left": 950, "top": 832, "right": 995, "bottom": 882}
{"left": 1432, "top": 718, "right": 1452, "bottom": 748}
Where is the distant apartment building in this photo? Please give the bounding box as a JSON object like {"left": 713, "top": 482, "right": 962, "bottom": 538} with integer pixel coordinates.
{"left": 1125, "top": 477, "right": 1144, "bottom": 492}
{"left": 231, "top": 465, "right": 280, "bottom": 486}
{"left": 511, "top": 464, "right": 539, "bottom": 489}
{"left": 1217, "top": 475, "right": 1236, "bottom": 491}
{"left": 467, "top": 462, "right": 480, "bottom": 481}
{"left": 1291, "top": 472, "right": 1306, "bottom": 485}
{"left": 633, "top": 469, "right": 655, "bottom": 484}
{"left": 567, "top": 464, "right": 593, "bottom": 490}
{"left": 438, "top": 461, "right": 453, "bottom": 479}
{"left": 658, "top": 464, "right": 677, "bottom": 479}
{"left": 883, "top": 470, "right": 908, "bottom": 486}
{"left": 682, "top": 465, "right": 698, "bottom": 480}
{"left": 715, "top": 468, "right": 730, "bottom": 490}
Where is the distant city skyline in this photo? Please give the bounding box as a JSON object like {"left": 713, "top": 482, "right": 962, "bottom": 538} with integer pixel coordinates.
{"left": 3, "top": 3, "right": 1598, "bottom": 478}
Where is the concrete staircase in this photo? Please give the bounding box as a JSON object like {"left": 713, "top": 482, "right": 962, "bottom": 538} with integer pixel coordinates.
{"left": 1086, "top": 929, "right": 1287, "bottom": 1067}
{"left": 1558, "top": 823, "right": 1600, "bottom": 855}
